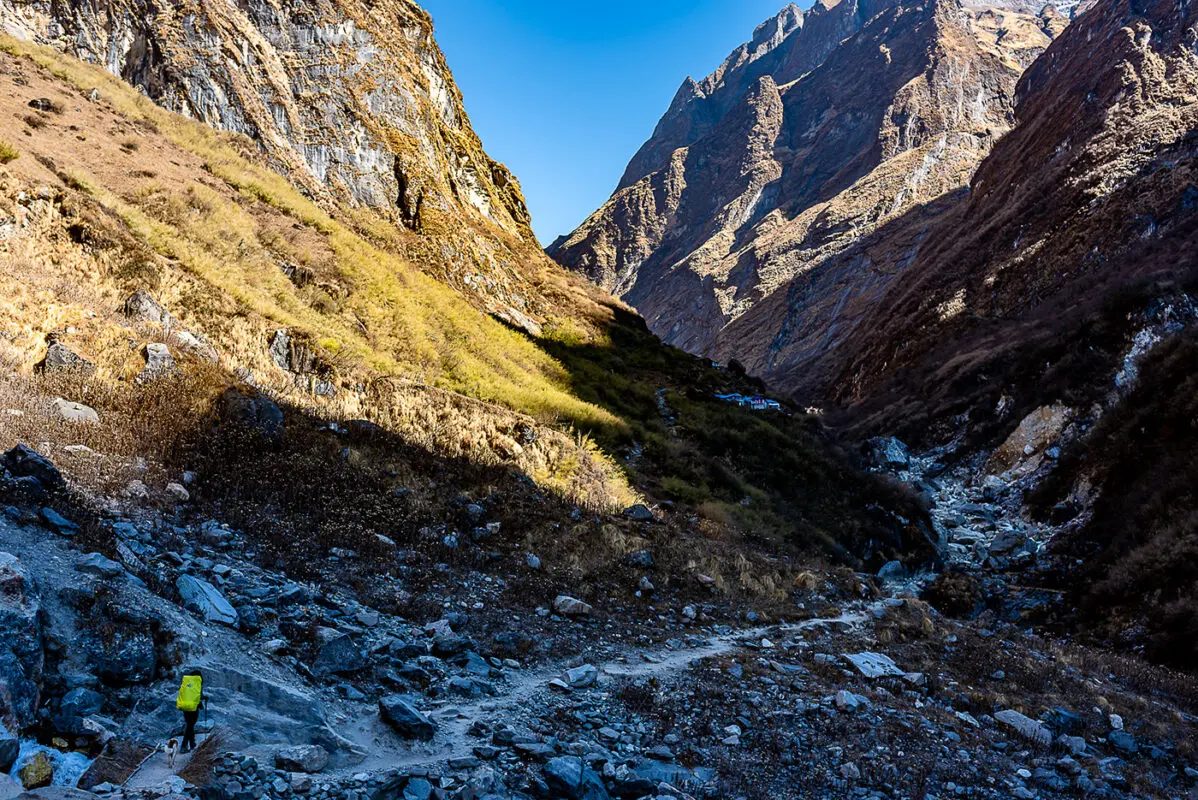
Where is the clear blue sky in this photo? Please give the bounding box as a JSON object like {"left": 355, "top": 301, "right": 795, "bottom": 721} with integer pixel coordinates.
{"left": 421, "top": 0, "right": 787, "bottom": 245}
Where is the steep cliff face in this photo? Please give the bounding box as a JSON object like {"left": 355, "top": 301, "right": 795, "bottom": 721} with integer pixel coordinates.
{"left": 550, "top": 0, "right": 1065, "bottom": 363}
{"left": 0, "top": 0, "right": 553, "bottom": 328}
{"left": 827, "top": 0, "right": 1198, "bottom": 439}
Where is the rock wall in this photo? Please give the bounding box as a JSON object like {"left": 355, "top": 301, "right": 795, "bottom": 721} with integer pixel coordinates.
{"left": 550, "top": 0, "right": 1066, "bottom": 376}
{"left": 0, "top": 0, "right": 560, "bottom": 327}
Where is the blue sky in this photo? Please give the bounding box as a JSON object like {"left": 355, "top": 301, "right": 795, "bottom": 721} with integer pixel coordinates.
{"left": 421, "top": 0, "right": 787, "bottom": 245}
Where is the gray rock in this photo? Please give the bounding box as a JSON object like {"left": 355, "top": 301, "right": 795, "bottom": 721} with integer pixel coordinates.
{"left": 60, "top": 688, "right": 105, "bottom": 717}
{"left": 0, "top": 736, "right": 18, "bottom": 773}
{"left": 1, "top": 445, "right": 65, "bottom": 495}
{"left": 378, "top": 695, "right": 436, "bottom": 740}
{"left": 138, "top": 343, "right": 176, "bottom": 381}
{"left": 274, "top": 745, "right": 329, "bottom": 774}
{"left": 176, "top": 574, "right": 239, "bottom": 626}
{"left": 401, "top": 778, "right": 432, "bottom": 800}
{"left": 553, "top": 595, "right": 593, "bottom": 617}
{"left": 312, "top": 633, "right": 366, "bottom": 676}
{"left": 86, "top": 629, "right": 156, "bottom": 686}
{"left": 623, "top": 504, "right": 655, "bottom": 521}
{"left": 0, "top": 553, "right": 42, "bottom": 732}
{"left": 37, "top": 344, "right": 95, "bottom": 375}
{"left": 544, "top": 756, "right": 609, "bottom": 799}
{"left": 877, "top": 560, "right": 906, "bottom": 581}
{"left": 50, "top": 398, "right": 99, "bottom": 424}
{"left": 564, "top": 664, "right": 599, "bottom": 688}
{"left": 123, "top": 290, "right": 168, "bottom": 324}
{"left": 995, "top": 709, "right": 1053, "bottom": 745}
{"left": 220, "top": 389, "right": 284, "bottom": 439}
{"left": 843, "top": 652, "right": 904, "bottom": 678}
{"left": 624, "top": 550, "right": 654, "bottom": 567}
{"left": 1108, "top": 730, "right": 1137, "bottom": 755}
{"left": 866, "top": 437, "right": 910, "bottom": 469}
{"left": 40, "top": 508, "right": 79, "bottom": 535}
{"left": 75, "top": 553, "right": 123, "bottom": 579}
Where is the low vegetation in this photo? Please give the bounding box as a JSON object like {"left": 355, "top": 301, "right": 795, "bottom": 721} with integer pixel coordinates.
{"left": 0, "top": 34, "right": 927, "bottom": 572}
{"left": 1029, "top": 330, "right": 1198, "bottom": 670}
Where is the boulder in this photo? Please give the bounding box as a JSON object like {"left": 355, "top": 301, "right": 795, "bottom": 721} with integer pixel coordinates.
{"left": 564, "top": 664, "right": 599, "bottom": 688}
{"left": 876, "top": 561, "right": 906, "bottom": 582}
{"left": 865, "top": 437, "right": 910, "bottom": 470}
{"left": 37, "top": 344, "right": 95, "bottom": 376}
{"left": 378, "top": 695, "right": 436, "bottom": 741}
{"left": 843, "top": 652, "right": 905, "bottom": 679}
{"left": 274, "top": 745, "right": 329, "bottom": 774}
{"left": 75, "top": 553, "right": 123, "bottom": 580}
{"left": 553, "top": 596, "right": 593, "bottom": 617}
{"left": 544, "top": 756, "right": 609, "bottom": 799}
{"left": 0, "top": 553, "right": 43, "bottom": 731}
{"left": 0, "top": 446, "right": 65, "bottom": 494}
{"left": 624, "top": 550, "right": 654, "bottom": 568}
{"left": 0, "top": 736, "right": 18, "bottom": 772}
{"left": 176, "top": 575, "right": 239, "bottom": 626}
{"left": 40, "top": 508, "right": 79, "bottom": 535}
{"left": 0, "top": 773, "right": 19, "bottom": 800}
{"left": 18, "top": 752, "right": 53, "bottom": 789}
{"left": 123, "top": 290, "right": 168, "bottom": 325}
{"left": 987, "top": 405, "right": 1072, "bottom": 475}
{"left": 138, "top": 343, "right": 176, "bottom": 381}
{"left": 311, "top": 632, "right": 366, "bottom": 676}
{"left": 401, "top": 778, "right": 431, "bottom": 800}
{"left": 995, "top": 709, "right": 1053, "bottom": 745}
{"left": 86, "top": 630, "right": 156, "bottom": 686}
{"left": 220, "top": 389, "right": 284, "bottom": 440}
{"left": 622, "top": 504, "right": 655, "bottom": 521}
{"left": 50, "top": 399, "right": 99, "bottom": 424}
{"left": 60, "top": 688, "right": 105, "bottom": 717}
{"left": 1108, "top": 730, "right": 1137, "bottom": 755}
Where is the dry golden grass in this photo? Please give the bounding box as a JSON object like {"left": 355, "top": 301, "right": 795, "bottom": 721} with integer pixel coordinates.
{"left": 0, "top": 35, "right": 638, "bottom": 510}
{"left": 0, "top": 35, "right": 621, "bottom": 430}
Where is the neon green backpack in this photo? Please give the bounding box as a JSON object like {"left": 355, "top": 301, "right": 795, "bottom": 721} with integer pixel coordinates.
{"left": 176, "top": 674, "right": 202, "bottom": 711}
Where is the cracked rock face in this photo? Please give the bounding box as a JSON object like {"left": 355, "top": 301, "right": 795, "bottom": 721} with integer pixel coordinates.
{"left": 2, "top": 0, "right": 550, "bottom": 326}
{"left": 550, "top": 0, "right": 1068, "bottom": 395}
{"left": 4, "top": 0, "right": 527, "bottom": 236}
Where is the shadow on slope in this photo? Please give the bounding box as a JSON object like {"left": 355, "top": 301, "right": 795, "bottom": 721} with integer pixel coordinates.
{"left": 538, "top": 304, "right": 934, "bottom": 568}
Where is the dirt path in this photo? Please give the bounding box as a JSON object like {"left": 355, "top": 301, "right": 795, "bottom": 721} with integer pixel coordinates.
{"left": 123, "top": 736, "right": 207, "bottom": 789}
{"left": 333, "top": 611, "right": 869, "bottom": 776}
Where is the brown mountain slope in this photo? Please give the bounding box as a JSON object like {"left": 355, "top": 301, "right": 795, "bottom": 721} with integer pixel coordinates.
{"left": 825, "top": 0, "right": 1198, "bottom": 443}
{"left": 1, "top": 0, "right": 558, "bottom": 331}
{"left": 550, "top": 0, "right": 1064, "bottom": 365}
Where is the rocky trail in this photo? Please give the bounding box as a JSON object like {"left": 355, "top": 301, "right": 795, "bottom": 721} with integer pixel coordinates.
{"left": 0, "top": 440, "right": 1195, "bottom": 800}
{"left": 333, "top": 612, "right": 870, "bottom": 777}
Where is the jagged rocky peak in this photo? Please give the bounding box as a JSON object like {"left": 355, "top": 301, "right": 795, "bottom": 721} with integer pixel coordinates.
{"left": 0, "top": 0, "right": 531, "bottom": 239}
{"left": 552, "top": 0, "right": 1065, "bottom": 368}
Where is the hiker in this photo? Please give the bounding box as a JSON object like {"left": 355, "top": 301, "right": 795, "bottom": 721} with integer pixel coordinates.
{"left": 176, "top": 669, "right": 204, "bottom": 753}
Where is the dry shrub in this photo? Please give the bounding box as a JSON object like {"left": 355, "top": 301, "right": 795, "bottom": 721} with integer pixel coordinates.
{"left": 921, "top": 570, "right": 982, "bottom": 617}
{"left": 177, "top": 726, "right": 229, "bottom": 786}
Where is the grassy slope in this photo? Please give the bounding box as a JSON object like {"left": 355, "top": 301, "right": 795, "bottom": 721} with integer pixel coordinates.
{"left": 0, "top": 35, "right": 614, "bottom": 430}
{"left": 0, "top": 36, "right": 928, "bottom": 566}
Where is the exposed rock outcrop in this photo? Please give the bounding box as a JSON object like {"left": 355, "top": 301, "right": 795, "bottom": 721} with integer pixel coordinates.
{"left": 551, "top": 0, "right": 1069, "bottom": 386}
{"left": 1, "top": 0, "right": 557, "bottom": 328}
